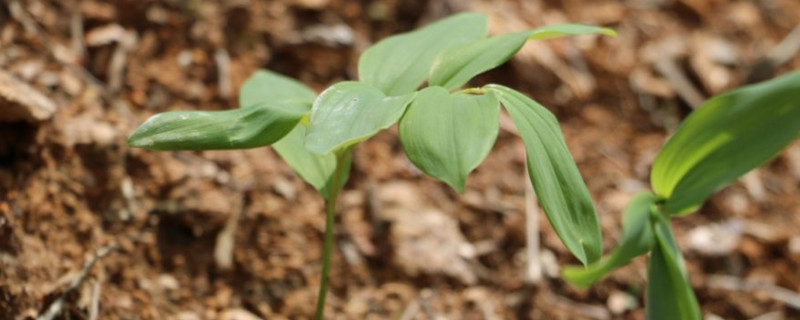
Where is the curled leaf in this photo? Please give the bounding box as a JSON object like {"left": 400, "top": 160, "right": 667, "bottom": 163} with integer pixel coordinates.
{"left": 430, "top": 24, "right": 616, "bottom": 90}
{"left": 128, "top": 101, "right": 309, "bottom": 150}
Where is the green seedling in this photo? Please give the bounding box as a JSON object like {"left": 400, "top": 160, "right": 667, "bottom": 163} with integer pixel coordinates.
{"left": 129, "top": 13, "right": 613, "bottom": 318}
{"left": 562, "top": 71, "right": 800, "bottom": 319}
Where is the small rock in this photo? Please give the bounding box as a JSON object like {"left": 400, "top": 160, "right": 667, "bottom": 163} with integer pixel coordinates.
{"left": 158, "top": 274, "right": 180, "bottom": 291}
{"left": 607, "top": 290, "right": 638, "bottom": 314}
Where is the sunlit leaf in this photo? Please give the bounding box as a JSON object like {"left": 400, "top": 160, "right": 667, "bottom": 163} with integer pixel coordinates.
{"left": 562, "top": 192, "right": 656, "bottom": 287}
{"left": 487, "top": 84, "right": 601, "bottom": 265}
{"left": 358, "top": 13, "right": 488, "bottom": 95}
{"left": 430, "top": 24, "right": 616, "bottom": 90}
{"left": 646, "top": 213, "right": 702, "bottom": 320}
{"left": 398, "top": 86, "right": 499, "bottom": 192}
{"left": 128, "top": 101, "right": 309, "bottom": 150}
{"left": 239, "top": 69, "right": 317, "bottom": 108}
{"left": 305, "top": 81, "right": 416, "bottom": 154}
{"left": 651, "top": 72, "right": 800, "bottom": 215}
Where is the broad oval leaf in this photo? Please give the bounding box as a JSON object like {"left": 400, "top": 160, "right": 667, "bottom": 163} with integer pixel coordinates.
{"left": 398, "top": 86, "right": 500, "bottom": 192}
{"left": 239, "top": 69, "right": 317, "bottom": 108}
{"left": 562, "top": 192, "right": 657, "bottom": 287}
{"left": 650, "top": 72, "right": 800, "bottom": 215}
{"left": 429, "top": 24, "right": 616, "bottom": 90}
{"left": 487, "top": 85, "right": 601, "bottom": 265}
{"left": 273, "top": 123, "right": 352, "bottom": 199}
{"left": 358, "top": 13, "right": 488, "bottom": 96}
{"left": 646, "top": 213, "right": 702, "bottom": 320}
{"left": 128, "top": 101, "right": 309, "bottom": 150}
{"left": 305, "top": 81, "right": 416, "bottom": 154}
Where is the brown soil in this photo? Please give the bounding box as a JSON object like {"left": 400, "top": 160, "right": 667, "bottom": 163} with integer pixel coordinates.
{"left": 2, "top": 0, "right": 800, "bottom": 319}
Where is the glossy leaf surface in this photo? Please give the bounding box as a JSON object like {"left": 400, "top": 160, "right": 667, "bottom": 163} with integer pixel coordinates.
{"left": 305, "top": 82, "right": 415, "bottom": 154}
{"left": 128, "top": 101, "right": 309, "bottom": 150}
{"left": 358, "top": 13, "right": 488, "bottom": 95}
{"left": 562, "top": 192, "right": 656, "bottom": 287}
{"left": 430, "top": 24, "right": 616, "bottom": 90}
{"left": 488, "top": 85, "right": 601, "bottom": 265}
{"left": 651, "top": 72, "right": 800, "bottom": 215}
{"left": 399, "top": 87, "right": 500, "bottom": 192}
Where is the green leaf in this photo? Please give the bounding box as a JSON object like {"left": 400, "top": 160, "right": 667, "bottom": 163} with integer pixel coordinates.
{"left": 487, "top": 85, "right": 601, "bottom": 265}
{"left": 650, "top": 72, "right": 800, "bottom": 215}
{"left": 128, "top": 101, "right": 310, "bottom": 150}
{"left": 646, "top": 213, "right": 701, "bottom": 320}
{"left": 305, "top": 81, "right": 416, "bottom": 154}
{"left": 273, "top": 123, "right": 336, "bottom": 196}
{"left": 398, "top": 87, "right": 500, "bottom": 192}
{"left": 429, "top": 24, "right": 616, "bottom": 90}
{"left": 239, "top": 69, "right": 317, "bottom": 108}
{"left": 562, "top": 192, "right": 657, "bottom": 287}
{"left": 358, "top": 13, "right": 488, "bottom": 96}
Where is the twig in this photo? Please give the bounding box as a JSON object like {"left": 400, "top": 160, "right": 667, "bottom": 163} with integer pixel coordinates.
{"left": 524, "top": 166, "right": 542, "bottom": 284}
{"left": 707, "top": 275, "right": 800, "bottom": 311}
{"left": 214, "top": 48, "right": 232, "bottom": 98}
{"left": 37, "top": 244, "right": 118, "bottom": 320}
{"left": 88, "top": 281, "right": 101, "bottom": 320}
{"left": 214, "top": 194, "right": 244, "bottom": 270}
{"left": 70, "top": 6, "right": 85, "bottom": 62}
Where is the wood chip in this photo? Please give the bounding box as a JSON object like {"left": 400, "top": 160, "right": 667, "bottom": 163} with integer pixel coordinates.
{"left": 0, "top": 70, "right": 57, "bottom": 122}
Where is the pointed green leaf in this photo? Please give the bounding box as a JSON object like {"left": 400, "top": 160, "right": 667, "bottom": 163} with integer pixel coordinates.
{"left": 239, "top": 70, "right": 317, "bottom": 108}
{"left": 305, "top": 82, "right": 415, "bottom": 154}
{"left": 562, "top": 192, "right": 657, "bottom": 287}
{"left": 646, "top": 213, "right": 702, "bottom": 320}
{"left": 651, "top": 72, "right": 800, "bottom": 215}
{"left": 430, "top": 24, "right": 616, "bottom": 90}
{"left": 128, "top": 101, "right": 309, "bottom": 150}
{"left": 487, "top": 85, "right": 601, "bottom": 265}
{"left": 358, "top": 13, "right": 488, "bottom": 96}
{"left": 398, "top": 87, "right": 500, "bottom": 192}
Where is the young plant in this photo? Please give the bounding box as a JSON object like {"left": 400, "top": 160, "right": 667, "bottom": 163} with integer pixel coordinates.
{"left": 562, "top": 71, "right": 800, "bottom": 319}
{"left": 127, "top": 13, "right": 618, "bottom": 319}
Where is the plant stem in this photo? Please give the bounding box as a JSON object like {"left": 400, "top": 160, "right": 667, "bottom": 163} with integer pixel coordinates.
{"left": 314, "top": 148, "right": 351, "bottom": 320}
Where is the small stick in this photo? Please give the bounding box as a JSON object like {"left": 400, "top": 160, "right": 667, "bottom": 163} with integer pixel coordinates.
{"left": 524, "top": 166, "right": 542, "bottom": 284}
{"left": 88, "top": 281, "right": 101, "bottom": 320}
{"left": 37, "top": 244, "right": 117, "bottom": 320}
{"left": 215, "top": 49, "right": 232, "bottom": 99}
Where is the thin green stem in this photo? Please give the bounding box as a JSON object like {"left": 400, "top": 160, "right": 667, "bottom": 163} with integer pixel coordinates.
{"left": 314, "top": 148, "right": 352, "bottom": 320}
